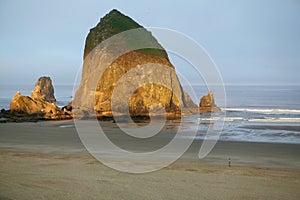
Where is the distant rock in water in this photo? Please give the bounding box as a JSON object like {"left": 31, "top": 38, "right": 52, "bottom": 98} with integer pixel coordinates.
{"left": 199, "top": 91, "right": 221, "bottom": 113}
{"left": 9, "top": 76, "right": 72, "bottom": 121}
{"left": 31, "top": 76, "right": 56, "bottom": 103}
{"left": 73, "top": 9, "right": 197, "bottom": 119}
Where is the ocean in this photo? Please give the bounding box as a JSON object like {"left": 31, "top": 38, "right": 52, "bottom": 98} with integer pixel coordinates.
{"left": 185, "top": 85, "right": 300, "bottom": 144}
{"left": 1, "top": 84, "right": 299, "bottom": 144}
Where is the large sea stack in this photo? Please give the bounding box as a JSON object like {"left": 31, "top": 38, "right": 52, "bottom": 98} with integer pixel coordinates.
{"left": 73, "top": 9, "right": 197, "bottom": 119}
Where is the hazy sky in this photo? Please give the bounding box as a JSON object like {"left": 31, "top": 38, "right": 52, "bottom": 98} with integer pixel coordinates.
{"left": 0, "top": 0, "right": 299, "bottom": 86}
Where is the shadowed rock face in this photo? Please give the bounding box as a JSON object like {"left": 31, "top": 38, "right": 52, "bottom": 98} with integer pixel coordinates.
{"left": 73, "top": 9, "right": 197, "bottom": 119}
{"left": 31, "top": 76, "right": 56, "bottom": 103}
{"left": 199, "top": 91, "right": 221, "bottom": 113}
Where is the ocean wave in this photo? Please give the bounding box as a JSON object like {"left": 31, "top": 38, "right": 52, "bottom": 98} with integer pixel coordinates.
{"left": 223, "top": 108, "right": 300, "bottom": 114}
{"left": 248, "top": 118, "right": 300, "bottom": 123}
{"left": 182, "top": 135, "right": 300, "bottom": 144}
{"left": 199, "top": 117, "right": 300, "bottom": 123}
{"left": 199, "top": 117, "right": 243, "bottom": 122}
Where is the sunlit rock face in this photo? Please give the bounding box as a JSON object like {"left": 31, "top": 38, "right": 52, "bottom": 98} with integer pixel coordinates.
{"left": 10, "top": 77, "right": 71, "bottom": 120}
{"left": 10, "top": 91, "right": 45, "bottom": 114}
{"left": 199, "top": 91, "right": 221, "bottom": 113}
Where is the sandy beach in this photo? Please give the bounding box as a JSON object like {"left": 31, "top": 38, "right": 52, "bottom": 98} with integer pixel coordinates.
{"left": 0, "top": 120, "right": 300, "bottom": 199}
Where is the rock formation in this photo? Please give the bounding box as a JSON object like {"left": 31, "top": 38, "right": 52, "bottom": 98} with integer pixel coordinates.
{"left": 31, "top": 76, "right": 56, "bottom": 103}
{"left": 10, "top": 91, "right": 45, "bottom": 114}
{"left": 9, "top": 77, "right": 72, "bottom": 121}
{"left": 199, "top": 91, "right": 221, "bottom": 113}
{"left": 73, "top": 9, "right": 197, "bottom": 119}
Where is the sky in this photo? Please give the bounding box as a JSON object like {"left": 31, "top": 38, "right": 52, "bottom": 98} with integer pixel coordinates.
{"left": 0, "top": 0, "right": 299, "bottom": 86}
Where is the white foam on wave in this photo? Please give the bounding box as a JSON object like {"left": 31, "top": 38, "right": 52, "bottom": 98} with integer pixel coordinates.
{"left": 199, "top": 117, "right": 243, "bottom": 122}
{"left": 223, "top": 108, "right": 300, "bottom": 114}
{"left": 59, "top": 125, "right": 74, "bottom": 128}
{"left": 181, "top": 135, "right": 300, "bottom": 144}
{"left": 248, "top": 118, "right": 300, "bottom": 123}
{"left": 199, "top": 117, "right": 300, "bottom": 123}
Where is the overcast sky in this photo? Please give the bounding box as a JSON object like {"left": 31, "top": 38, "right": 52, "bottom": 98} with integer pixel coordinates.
{"left": 0, "top": 0, "right": 299, "bottom": 86}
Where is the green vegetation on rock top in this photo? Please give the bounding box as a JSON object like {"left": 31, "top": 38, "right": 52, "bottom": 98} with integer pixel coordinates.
{"left": 83, "top": 9, "right": 168, "bottom": 60}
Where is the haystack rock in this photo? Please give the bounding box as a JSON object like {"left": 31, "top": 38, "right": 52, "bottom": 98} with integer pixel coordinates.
{"left": 199, "top": 91, "right": 221, "bottom": 113}
{"left": 31, "top": 76, "right": 56, "bottom": 103}
{"left": 73, "top": 9, "right": 197, "bottom": 119}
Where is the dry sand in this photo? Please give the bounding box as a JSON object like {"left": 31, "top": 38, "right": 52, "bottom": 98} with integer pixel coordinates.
{"left": 0, "top": 121, "right": 299, "bottom": 200}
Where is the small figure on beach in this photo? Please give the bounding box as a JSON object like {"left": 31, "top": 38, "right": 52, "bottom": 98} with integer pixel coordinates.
{"left": 228, "top": 157, "right": 231, "bottom": 167}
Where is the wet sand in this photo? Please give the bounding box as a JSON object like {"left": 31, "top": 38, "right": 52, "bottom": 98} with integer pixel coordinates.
{"left": 0, "top": 121, "right": 299, "bottom": 199}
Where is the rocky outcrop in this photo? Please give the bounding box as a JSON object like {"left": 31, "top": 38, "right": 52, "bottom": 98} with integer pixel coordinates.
{"left": 31, "top": 76, "right": 56, "bottom": 103}
{"left": 9, "top": 77, "right": 72, "bottom": 121}
{"left": 199, "top": 91, "right": 221, "bottom": 113}
{"left": 9, "top": 91, "right": 70, "bottom": 120}
{"left": 10, "top": 91, "right": 45, "bottom": 114}
{"left": 73, "top": 9, "right": 197, "bottom": 119}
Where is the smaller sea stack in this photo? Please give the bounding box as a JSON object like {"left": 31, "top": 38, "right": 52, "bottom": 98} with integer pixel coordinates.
{"left": 199, "top": 91, "right": 221, "bottom": 113}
